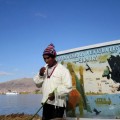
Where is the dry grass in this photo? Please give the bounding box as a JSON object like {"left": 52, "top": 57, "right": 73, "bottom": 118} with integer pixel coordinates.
{"left": 0, "top": 113, "right": 42, "bottom": 120}
{"left": 0, "top": 114, "right": 80, "bottom": 120}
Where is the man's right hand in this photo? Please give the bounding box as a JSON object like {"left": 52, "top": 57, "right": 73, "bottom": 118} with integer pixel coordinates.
{"left": 48, "top": 92, "right": 55, "bottom": 101}
{"left": 39, "top": 67, "right": 46, "bottom": 76}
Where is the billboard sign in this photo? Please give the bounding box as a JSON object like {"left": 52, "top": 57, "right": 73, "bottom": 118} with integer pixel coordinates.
{"left": 56, "top": 40, "right": 120, "bottom": 119}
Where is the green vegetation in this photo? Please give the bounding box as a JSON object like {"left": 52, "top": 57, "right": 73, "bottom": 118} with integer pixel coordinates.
{"left": 86, "top": 91, "right": 106, "bottom": 95}
{"left": 95, "top": 98, "right": 112, "bottom": 105}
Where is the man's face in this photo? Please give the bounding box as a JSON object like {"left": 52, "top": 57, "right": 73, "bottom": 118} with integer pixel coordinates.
{"left": 43, "top": 55, "right": 55, "bottom": 67}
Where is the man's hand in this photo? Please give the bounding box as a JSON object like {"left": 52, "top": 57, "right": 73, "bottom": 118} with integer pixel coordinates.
{"left": 39, "top": 67, "right": 46, "bottom": 76}
{"left": 48, "top": 92, "right": 55, "bottom": 101}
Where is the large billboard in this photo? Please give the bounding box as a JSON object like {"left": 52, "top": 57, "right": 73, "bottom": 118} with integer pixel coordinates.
{"left": 56, "top": 40, "right": 120, "bottom": 119}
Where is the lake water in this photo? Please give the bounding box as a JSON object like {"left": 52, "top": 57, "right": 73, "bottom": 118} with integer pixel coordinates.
{"left": 0, "top": 94, "right": 120, "bottom": 119}
{"left": 0, "top": 94, "right": 43, "bottom": 116}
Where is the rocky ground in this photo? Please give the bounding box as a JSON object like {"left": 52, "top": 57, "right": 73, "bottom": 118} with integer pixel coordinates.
{"left": 0, "top": 114, "right": 67, "bottom": 120}
{"left": 0, "top": 113, "right": 70, "bottom": 120}
{"left": 0, "top": 113, "right": 42, "bottom": 120}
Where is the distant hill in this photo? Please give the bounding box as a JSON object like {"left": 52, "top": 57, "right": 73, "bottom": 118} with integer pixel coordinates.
{"left": 0, "top": 78, "right": 41, "bottom": 93}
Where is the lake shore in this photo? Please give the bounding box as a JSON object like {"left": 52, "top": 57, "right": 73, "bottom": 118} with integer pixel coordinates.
{"left": 1, "top": 114, "right": 119, "bottom": 120}
{"left": 0, "top": 113, "right": 42, "bottom": 120}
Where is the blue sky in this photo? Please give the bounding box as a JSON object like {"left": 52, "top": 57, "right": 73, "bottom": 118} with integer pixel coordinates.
{"left": 0, "top": 0, "right": 120, "bottom": 82}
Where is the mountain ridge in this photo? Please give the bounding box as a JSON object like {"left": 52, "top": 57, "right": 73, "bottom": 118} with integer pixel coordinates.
{"left": 0, "top": 78, "right": 40, "bottom": 93}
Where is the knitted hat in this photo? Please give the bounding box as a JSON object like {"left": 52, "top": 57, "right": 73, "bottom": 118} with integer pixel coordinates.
{"left": 43, "top": 43, "right": 56, "bottom": 57}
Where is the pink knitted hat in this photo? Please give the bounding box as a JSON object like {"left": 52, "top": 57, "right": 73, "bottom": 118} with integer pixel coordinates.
{"left": 43, "top": 43, "right": 56, "bottom": 57}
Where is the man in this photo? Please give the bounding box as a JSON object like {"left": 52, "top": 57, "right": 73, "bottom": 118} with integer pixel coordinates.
{"left": 33, "top": 43, "right": 72, "bottom": 120}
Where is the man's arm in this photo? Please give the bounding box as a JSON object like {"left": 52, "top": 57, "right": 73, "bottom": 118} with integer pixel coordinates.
{"left": 33, "top": 67, "right": 46, "bottom": 88}
{"left": 33, "top": 73, "right": 44, "bottom": 88}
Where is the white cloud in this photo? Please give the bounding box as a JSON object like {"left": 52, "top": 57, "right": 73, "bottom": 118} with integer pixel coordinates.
{"left": 35, "top": 13, "right": 47, "bottom": 18}
{"left": 0, "top": 71, "right": 13, "bottom": 76}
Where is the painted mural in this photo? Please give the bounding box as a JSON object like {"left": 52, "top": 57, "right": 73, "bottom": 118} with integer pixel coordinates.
{"left": 56, "top": 43, "right": 120, "bottom": 119}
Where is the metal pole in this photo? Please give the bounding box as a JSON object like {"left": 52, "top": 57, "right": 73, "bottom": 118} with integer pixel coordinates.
{"left": 29, "top": 98, "right": 48, "bottom": 120}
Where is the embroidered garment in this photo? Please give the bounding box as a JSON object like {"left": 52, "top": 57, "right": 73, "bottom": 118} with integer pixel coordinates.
{"left": 33, "top": 63, "right": 72, "bottom": 107}
{"left": 47, "top": 64, "right": 57, "bottom": 78}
